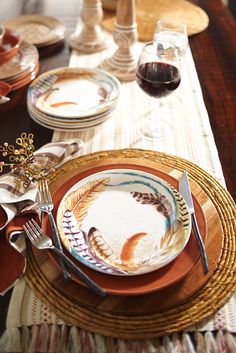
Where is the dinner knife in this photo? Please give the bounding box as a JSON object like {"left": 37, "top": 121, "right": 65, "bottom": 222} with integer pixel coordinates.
{"left": 179, "top": 171, "right": 209, "bottom": 274}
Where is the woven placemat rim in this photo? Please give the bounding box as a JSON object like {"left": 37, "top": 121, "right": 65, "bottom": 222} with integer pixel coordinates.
{"left": 25, "top": 149, "right": 236, "bottom": 339}
{"left": 102, "top": 0, "right": 210, "bottom": 39}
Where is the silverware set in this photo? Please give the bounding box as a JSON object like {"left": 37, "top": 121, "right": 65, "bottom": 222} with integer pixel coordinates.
{"left": 23, "top": 218, "right": 106, "bottom": 297}
{"left": 26, "top": 177, "right": 106, "bottom": 297}
{"left": 24, "top": 172, "right": 208, "bottom": 297}
{"left": 37, "top": 178, "right": 71, "bottom": 280}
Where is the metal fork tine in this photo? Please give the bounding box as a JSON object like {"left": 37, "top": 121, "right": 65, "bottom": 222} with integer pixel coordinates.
{"left": 26, "top": 221, "right": 39, "bottom": 241}
{"left": 24, "top": 219, "right": 106, "bottom": 297}
{"left": 27, "top": 219, "right": 42, "bottom": 240}
{"left": 43, "top": 178, "right": 53, "bottom": 203}
{"left": 38, "top": 179, "right": 46, "bottom": 204}
{"left": 37, "top": 177, "right": 72, "bottom": 280}
{"left": 38, "top": 178, "right": 53, "bottom": 204}
{"left": 23, "top": 225, "right": 37, "bottom": 244}
{"left": 36, "top": 180, "right": 42, "bottom": 204}
{"left": 31, "top": 218, "right": 43, "bottom": 233}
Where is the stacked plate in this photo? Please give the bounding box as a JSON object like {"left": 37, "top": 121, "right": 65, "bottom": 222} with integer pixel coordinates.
{"left": 0, "top": 36, "right": 39, "bottom": 91}
{"left": 4, "top": 15, "right": 66, "bottom": 47}
{"left": 27, "top": 67, "right": 121, "bottom": 131}
{"left": 41, "top": 160, "right": 198, "bottom": 296}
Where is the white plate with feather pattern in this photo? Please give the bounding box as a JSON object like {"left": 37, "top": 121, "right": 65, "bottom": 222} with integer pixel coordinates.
{"left": 56, "top": 169, "right": 191, "bottom": 276}
{"left": 28, "top": 67, "right": 120, "bottom": 118}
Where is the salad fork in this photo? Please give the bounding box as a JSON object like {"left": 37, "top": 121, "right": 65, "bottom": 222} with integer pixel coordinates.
{"left": 37, "top": 177, "right": 71, "bottom": 280}
{"left": 24, "top": 219, "right": 106, "bottom": 297}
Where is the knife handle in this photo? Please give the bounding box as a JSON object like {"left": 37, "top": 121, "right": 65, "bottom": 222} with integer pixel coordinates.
{"left": 48, "top": 212, "right": 71, "bottom": 280}
{"left": 192, "top": 213, "right": 209, "bottom": 274}
{"left": 52, "top": 247, "right": 107, "bottom": 297}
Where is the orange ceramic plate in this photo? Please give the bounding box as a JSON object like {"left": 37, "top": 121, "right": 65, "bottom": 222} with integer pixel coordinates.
{"left": 0, "top": 28, "right": 21, "bottom": 65}
{"left": 0, "top": 41, "right": 38, "bottom": 81}
{"left": 42, "top": 162, "right": 206, "bottom": 296}
{"left": 10, "top": 64, "right": 39, "bottom": 91}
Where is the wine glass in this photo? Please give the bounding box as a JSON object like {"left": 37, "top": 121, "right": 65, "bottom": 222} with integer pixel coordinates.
{"left": 154, "top": 19, "right": 189, "bottom": 57}
{"left": 136, "top": 41, "right": 181, "bottom": 140}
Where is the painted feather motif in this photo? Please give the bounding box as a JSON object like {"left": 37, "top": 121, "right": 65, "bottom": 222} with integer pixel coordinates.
{"left": 63, "top": 210, "right": 127, "bottom": 274}
{"left": 63, "top": 177, "right": 110, "bottom": 228}
{"left": 120, "top": 232, "right": 148, "bottom": 266}
{"left": 87, "top": 228, "right": 151, "bottom": 272}
{"left": 130, "top": 191, "right": 173, "bottom": 218}
{"left": 88, "top": 227, "right": 119, "bottom": 262}
{"left": 159, "top": 219, "right": 184, "bottom": 255}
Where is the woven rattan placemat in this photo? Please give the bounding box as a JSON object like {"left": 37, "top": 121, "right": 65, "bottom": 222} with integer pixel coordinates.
{"left": 25, "top": 149, "right": 236, "bottom": 340}
{"left": 102, "top": 0, "right": 209, "bottom": 41}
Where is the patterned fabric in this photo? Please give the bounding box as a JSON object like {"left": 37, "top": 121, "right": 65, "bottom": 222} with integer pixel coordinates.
{"left": 0, "top": 139, "right": 83, "bottom": 295}
{"left": 0, "top": 139, "right": 83, "bottom": 232}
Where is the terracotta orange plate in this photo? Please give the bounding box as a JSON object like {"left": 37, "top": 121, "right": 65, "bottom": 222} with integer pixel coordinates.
{"left": 42, "top": 163, "right": 206, "bottom": 296}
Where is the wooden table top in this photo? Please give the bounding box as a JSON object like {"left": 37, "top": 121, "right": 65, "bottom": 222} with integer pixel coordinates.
{"left": 0, "top": 0, "right": 236, "bottom": 335}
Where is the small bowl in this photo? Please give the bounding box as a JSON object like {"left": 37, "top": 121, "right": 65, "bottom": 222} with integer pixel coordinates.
{"left": 0, "top": 28, "right": 21, "bottom": 65}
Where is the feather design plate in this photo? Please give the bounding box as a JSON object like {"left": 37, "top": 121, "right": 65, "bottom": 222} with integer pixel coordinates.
{"left": 28, "top": 67, "right": 120, "bottom": 118}
{"left": 57, "top": 169, "right": 191, "bottom": 275}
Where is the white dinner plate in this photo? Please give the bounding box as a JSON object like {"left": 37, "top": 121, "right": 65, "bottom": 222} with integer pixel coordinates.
{"left": 28, "top": 67, "right": 121, "bottom": 118}
{"left": 56, "top": 169, "right": 191, "bottom": 276}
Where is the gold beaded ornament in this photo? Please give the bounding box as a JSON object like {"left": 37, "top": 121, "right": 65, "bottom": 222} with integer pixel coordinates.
{"left": 0, "top": 133, "right": 54, "bottom": 189}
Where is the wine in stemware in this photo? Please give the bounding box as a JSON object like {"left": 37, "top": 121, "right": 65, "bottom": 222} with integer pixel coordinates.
{"left": 136, "top": 41, "right": 181, "bottom": 140}
{"left": 137, "top": 61, "right": 181, "bottom": 98}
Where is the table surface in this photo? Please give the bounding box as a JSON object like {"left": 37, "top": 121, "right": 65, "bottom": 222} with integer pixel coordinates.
{"left": 0, "top": 0, "right": 236, "bottom": 335}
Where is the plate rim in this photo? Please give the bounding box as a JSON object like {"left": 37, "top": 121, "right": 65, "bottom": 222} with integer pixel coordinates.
{"left": 0, "top": 40, "right": 38, "bottom": 80}
{"left": 4, "top": 14, "right": 66, "bottom": 46}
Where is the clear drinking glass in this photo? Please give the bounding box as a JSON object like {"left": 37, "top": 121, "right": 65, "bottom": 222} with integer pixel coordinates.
{"left": 154, "top": 19, "right": 189, "bottom": 57}
{"left": 136, "top": 41, "right": 181, "bottom": 140}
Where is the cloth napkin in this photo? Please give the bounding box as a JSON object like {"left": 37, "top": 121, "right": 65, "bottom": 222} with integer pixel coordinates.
{"left": 0, "top": 138, "right": 83, "bottom": 295}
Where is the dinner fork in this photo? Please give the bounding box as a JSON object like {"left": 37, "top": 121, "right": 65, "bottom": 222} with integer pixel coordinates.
{"left": 24, "top": 219, "right": 106, "bottom": 297}
{"left": 37, "top": 177, "right": 71, "bottom": 280}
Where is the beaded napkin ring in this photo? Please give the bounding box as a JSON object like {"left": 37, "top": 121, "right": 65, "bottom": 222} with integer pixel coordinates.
{"left": 0, "top": 132, "right": 54, "bottom": 189}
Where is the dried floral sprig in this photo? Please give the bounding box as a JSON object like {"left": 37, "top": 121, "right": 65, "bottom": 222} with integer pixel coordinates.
{"left": 0, "top": 133, "right": 54, "bottom": 189}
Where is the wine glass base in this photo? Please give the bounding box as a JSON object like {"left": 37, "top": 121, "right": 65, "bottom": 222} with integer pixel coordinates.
{"left": 138, "top": 96, "right": 181, "bottom": 141}
{"left": 138, "top": 119, "right": 173, "bottom": 140}
{"left": 162, "top": 95, "right": 182, "bottom": 112}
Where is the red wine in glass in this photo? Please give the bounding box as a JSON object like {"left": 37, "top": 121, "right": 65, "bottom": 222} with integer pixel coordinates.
{"left": 136, "top": 61, "right": 181, "bottom": 98}
{"left": 136, "top": 41, "right": 181, "bottom": 140}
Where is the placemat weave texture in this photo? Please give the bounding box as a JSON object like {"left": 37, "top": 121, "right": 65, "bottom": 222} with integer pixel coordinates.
{"left": 102, "top": 0, "right": 209, "bottom": 41}
{"left": 25, "top": 149, "right": 236, "bottom": 340}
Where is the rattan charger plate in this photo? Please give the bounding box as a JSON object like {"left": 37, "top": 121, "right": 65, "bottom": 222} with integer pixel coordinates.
{"left": 25, "top": 149, "right": 236, "bottom": 340}
{"left": 102, "top": 0, "right": 209, "bottom": 41}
